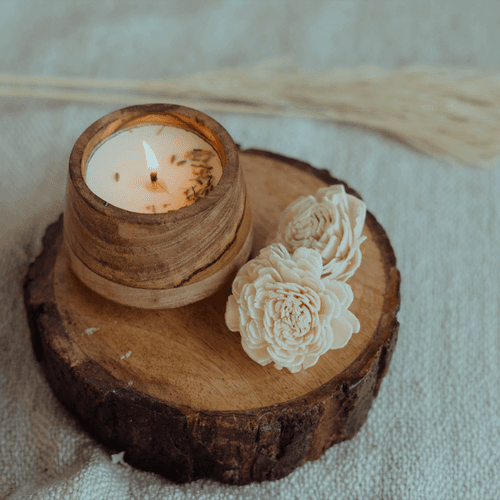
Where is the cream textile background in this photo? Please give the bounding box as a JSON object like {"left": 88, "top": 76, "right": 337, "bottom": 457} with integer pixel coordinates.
{"left": 0, "top": 1, "right": 499, "bottom": 499}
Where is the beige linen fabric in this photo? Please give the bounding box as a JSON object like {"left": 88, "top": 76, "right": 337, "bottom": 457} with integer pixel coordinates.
{"left": 1, "top": 1, "right": 499, "bottom": 499}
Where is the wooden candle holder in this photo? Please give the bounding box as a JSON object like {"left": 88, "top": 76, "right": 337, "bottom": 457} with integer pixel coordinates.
{"left": 24, "top": 148, "right": 400, "bottom": 485}
{"left": 64, "top": 104, "right": 252, "bottom": 309}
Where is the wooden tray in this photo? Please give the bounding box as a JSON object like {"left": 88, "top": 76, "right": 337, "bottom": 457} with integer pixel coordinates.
{"left": 23, "top": 148, "right": 400, "bottom": 485}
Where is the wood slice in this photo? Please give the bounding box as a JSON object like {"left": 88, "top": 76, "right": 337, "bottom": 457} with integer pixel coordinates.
{"left": 23, "top": 148, "right": 401, "bottom": 485}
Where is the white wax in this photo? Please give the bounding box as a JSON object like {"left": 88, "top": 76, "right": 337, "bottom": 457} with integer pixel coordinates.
{"left": 84, "top": 124, "right": 223, "bottom": 213}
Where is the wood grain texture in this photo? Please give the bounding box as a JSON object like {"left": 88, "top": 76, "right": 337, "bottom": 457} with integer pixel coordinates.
{"left": 64, "top": 227, "right": 253, "bottom": 310}
{"left": 24, "top": 148, "right": 401, "bottom": 485}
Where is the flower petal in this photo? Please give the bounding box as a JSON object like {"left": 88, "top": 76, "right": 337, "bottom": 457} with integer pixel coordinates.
{"left": 275, "top": 258, "right": 301, "bottom": 283}
{"left": 342, "top": 309, "right": 360, "bottom": 334}
{"left": 225, "top": 295, "right": 241, "bottom": 332}
{"left": 292, "top": 247, "right": 323, "bottom": 277}
{"left": 330, "top": 315, "right": 354, "bottom": 349}
{"left": 241, "top": 340, "right": 273, "bottom": 366}
{"left": 302, "top": 354, "right": 320, "bottom": 370}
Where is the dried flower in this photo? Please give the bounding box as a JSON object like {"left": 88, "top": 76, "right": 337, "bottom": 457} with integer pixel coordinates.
{"left": 225, "top": 244, "right": 360, "bottom": 373}
{"left": 180, "top": 148, "right": 215, "bottom": 205}
{"left": 271, "top": 184, "right": 367, "bottom": 281}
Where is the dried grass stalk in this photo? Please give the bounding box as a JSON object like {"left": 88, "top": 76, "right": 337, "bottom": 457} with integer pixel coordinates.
{"left": 1, "top": 64, "right": 499, "bottom": 167}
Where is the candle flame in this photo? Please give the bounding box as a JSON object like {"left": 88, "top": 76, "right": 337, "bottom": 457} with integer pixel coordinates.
{"left": 142, "top": 140, "right": 169, "bottom": 194}
{"left": 142, "top": 141, "right": 159, "bottom": 172}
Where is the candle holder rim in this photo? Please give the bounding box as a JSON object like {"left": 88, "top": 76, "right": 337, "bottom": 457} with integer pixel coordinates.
{"left": 68, "top": 103, "right": 239, "bottom": 224}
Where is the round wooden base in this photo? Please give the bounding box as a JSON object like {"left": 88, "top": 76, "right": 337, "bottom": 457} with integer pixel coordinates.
{"left": 23, "top": 148, "right": 400, "bottom": 485}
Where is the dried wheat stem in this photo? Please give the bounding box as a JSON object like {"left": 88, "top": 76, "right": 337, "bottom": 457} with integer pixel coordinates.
{"left": 1, "top": 65, "right": 499, "bottom": 167}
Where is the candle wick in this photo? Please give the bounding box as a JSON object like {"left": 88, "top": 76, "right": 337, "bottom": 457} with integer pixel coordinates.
{"left": 150, "top": 171, "right": 158, "bottom": 190}
{"left": 149, "top": 172, "right": 169, "bottom": 193}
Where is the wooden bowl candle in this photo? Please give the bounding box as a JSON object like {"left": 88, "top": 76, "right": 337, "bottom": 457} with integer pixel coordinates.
{"left": 63, "top": 104, "right": 252, "bottom": 309}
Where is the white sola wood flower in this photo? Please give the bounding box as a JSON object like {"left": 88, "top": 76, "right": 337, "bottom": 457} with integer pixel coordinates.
{"left": 272, "top": 184, "right": 367, "bottom": 282}
{"left": 225, "top": 244, "right": 360, "bottom": 373}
